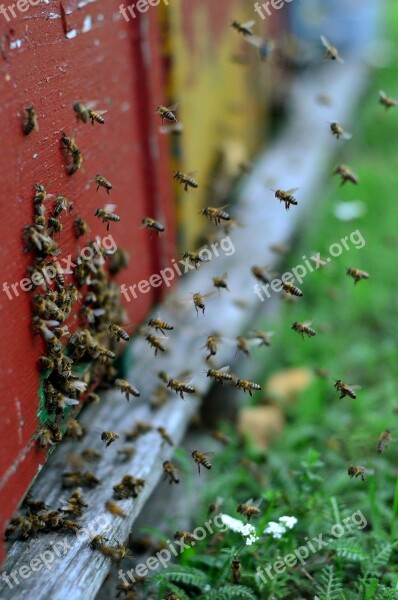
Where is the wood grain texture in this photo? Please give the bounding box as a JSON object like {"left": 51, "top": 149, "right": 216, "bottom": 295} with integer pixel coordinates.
{"left": 0, "top": 0, "right": 175, "bottom": 560}
{"left": 0, "top": 61, "right": 367, "bottom": 598}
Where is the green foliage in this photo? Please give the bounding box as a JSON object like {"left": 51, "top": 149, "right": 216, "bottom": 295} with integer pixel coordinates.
{"left": 201, "top": 585, "right": 258, "bottom": 600}
{"left": 315, "top": 566, "right": 344, "bottom": 600}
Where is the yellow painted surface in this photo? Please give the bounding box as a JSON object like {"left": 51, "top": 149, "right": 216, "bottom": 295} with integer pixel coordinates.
{"left": 161, "top": 0, "right": 272, "bottom": 249}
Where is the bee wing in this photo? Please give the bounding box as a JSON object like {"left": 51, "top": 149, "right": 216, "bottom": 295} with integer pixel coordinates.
{"left": 202, "top": 291, "right": 217, "bottom": 300}
{"left": 166, "top": 103, "right": 179, "bottom": 112}
{"left": 285, "top": 187, "right": 299, "bottom": 195}
{"left": 379, "top": 90, "right": 387, "bottom": 100}
{"left": 244, "top": 34, "right": 263, "bottom": 49}
{"left": 159, "top": 122, "right": 184, "bottom": 135}
{"left": 241, "top": 20, "right": 255, "bottom": 29}
{"left": 320, "top": 35, "right": 330, "bottom": 50}
{"left": 186, "top": 171, "right": 197, "bottom": 177}
{"left": 202, "top": 452, "right": 216, "bottom": 458}
{"left": 302, "top": 320, "right": 314, "bottom": 327}
{"left": 341, "top": 131, "right": 352, "bottom": 140}
{"left": 217, "top": 365, "right": 231, "bottom": 372}
{"left": 242, "top": 497, "right": 263, "bottom": 508}
{"left": 104, "top": 203, "right": 117, "bottom": 212}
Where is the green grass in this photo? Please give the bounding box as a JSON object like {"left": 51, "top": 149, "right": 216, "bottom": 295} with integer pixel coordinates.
{"left": 141, "top": 8, "right": 398, "bottom": 599}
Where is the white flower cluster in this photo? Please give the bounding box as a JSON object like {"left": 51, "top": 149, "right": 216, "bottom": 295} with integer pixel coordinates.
{"left": 263, "top": 515, "right": 298, "bottom": 539}
{"left": 220, "top": 514, "right": 260, "bottom": 546}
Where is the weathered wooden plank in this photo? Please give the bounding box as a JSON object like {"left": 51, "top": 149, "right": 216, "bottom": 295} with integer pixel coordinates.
{"left": 0, "top": 60, "right": 367, "bottom": 600}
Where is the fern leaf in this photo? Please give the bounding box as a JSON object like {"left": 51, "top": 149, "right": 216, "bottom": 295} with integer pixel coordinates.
{"left": 315, "top": 565, "right": 343, "bottom": 600}
{"left": 155, "top": 565, "right": 208, "bottom": 589}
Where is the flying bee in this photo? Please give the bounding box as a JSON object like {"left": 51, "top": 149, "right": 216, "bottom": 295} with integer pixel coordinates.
{"left": 148, "top": 317, "right": 173, "bottom": 335}
{"left": 156, "top": 103, "right": 178, "bottom": 128}
{"left": 235, "top": 336, "right": 251, "bottom": 357}
{"left": 251, "top": 265, "right": 274, "bottom": 285}
{"left": 292, "top": 321, "right": 316, "bottom": 339}
{"left": 65, "top": 419, "right": 85, "bottom": 440}
{"left": 234, "top": 378, "right": 261, "bottom": 396}
{"left": 173, "top": 170, "right": 198, "bottom": 191}
{"left": 73, "top": 101, "right": 106, "bottom": 125}
{"left": 320, "top": 35, "right": 344, "bottom": 63}
{"left": 145, "top": 334, "right": 167, "bottom": 356}
{"left": 125, "top": 421, "right": 153, "bottom": 441}
{"left": 163, "top": 460, "right": 179, "bottom": 484}
{"left": 282, "top": 282, "right": 303, "bottom": 297}
{"left": 192, "top": 450, "right": 214, "bottom": 475}
{"left": 330, "top": 122, "right": 352, "bottom": 140}
{"left": 115, "top": 378, "right": 140, "bottom": 401}
{"left": 105, "top": 500, "right": 127, "bottom": 518}
{"left": 141, "top": 217, "right": 165, "bottom": 236}
{"left": 346, "top": 267, "right": 369, "bottom": 285}
{"left": 212, "top": 431, "right": 231, "bottom": 445}
{"left": 191, "top": 291, "right": 214, "bottom": 317}
{"left": 333, "top": 165, "right": 358, "bottom": 185}
{"left": 245, "top": 35, "right": 275, "bottom": 61}
{"left": 206, "top": 366, "right": 233, "bottom": 386}
{"left": 157, "top": 426, "right": 173, "bottom": 446}
{"left": 231, "top": 558, "right": 241, "bottom": 584}
{"left": 101, "top": 431, "right": 120, "bottom": 448}
{"left": 203, "top": 334, "right": 220, "bottom": 361}
{"left": 108, "top": 321, "right": 130, "bottom": 341}
{"left": 237, "top": 501, "right": 261, "bottom": 521}
{"left": 251, "top": 329, "right": 274, "bottom": 347}
{"left": 333, "top": 379, "right": 360, "bottom": 400}
{"left": 167, "top": 377, "right": 195, "bottom": 400}
{"left": 271, "top": 188, "right": 298, "bottom": 210}
{"left": 212, "top": 273, "right": 229, "bottom": 293}
{"left": 174, "top": 531, "right": 197, "bottom": 545}
{"left": 379, "top": 90, "right": 398, "bottom": 109}
{"left": 74, "top": 216, "right": 88, "bottom": 238}
{"left": 116, "top": 446, "right": 136, "bottom": 462}
{"left": 182, "top": 251, "right": 209, "bottom": 269}
{"left": 95, "top": 174, "right": 113, "bottom": 194}
{"left": 230, "top": 19, "right": 255, "bottom": 36}
{"left": 23, "top": 106, "right": 38, "bottom": 135}
{"left": 201, "top": 206, "right": 230, "bottom": 226}
{"left": 377, "top": 430, "right": 392, "bottom": 454}
{"left": 95, "top": 205, "right": 120, "bottom": 230}
{"left": 347, "top": 465, "right": 367, "bottom": 482}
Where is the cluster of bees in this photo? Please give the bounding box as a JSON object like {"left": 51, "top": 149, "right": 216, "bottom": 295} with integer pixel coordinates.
{"left": 12, "top": 17, "right": 398, "bottom": 599}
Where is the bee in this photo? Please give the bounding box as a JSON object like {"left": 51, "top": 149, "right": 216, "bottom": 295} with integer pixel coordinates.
{"left": 109, "top": 248, "right": 129, "bottom": 275}
{"left": 61, "top": 133, "right": 83, "bottom": 175}
{"left": 251, "top": 265, "right": 273, "bottom": 285}
{"left": 320, "top": 35, "right": 344, "bottom": 63}
{"left": 192, "top": 450, "right": 214, "bottom": 475}
{"left": 23, "top": 106, "right": 38, "bottom": 135}
{"left": 230, "top": 19, "right": 255, "bottom": 36}
{"left": 237, "top": 502, "right": 261, "bottom": 521}
{"left": 167, "top": 377, "right": 195, "bottom": 400}
{"left": 212, "top": 431, "right": 231, "bottom": 445}
{"left": 157, "top": 426, "right": 173, "bottom": 446}
{"left": 245, "top": 36, "right": 275, "bottom": 61}
{"left": 234, "top": 378, "right": 261, "bottom": 396}
{"left": 333, "top": 165, "right": 359, "bottom": 185}
{"left": 163, "top": 460, "right": 179, "bottom": 484}
{"left": 125, "top": 421, "right": 153, "bottom": 441}
{"left": 113, "top": 475, "right": 145, "bottom": 500}
{"left": 346, "top": 267, "right": 369, "bottom": 285}
{"left": 148, "top": 317, "right": 173, "bottom": 335}
{"left": 105, "top": 500, "right": 127, "bottom": 518}
{"left": 182, "top": 251, "right": 208, "bottom": 269}
{"left": 174, "top": 531, "right": 197, "bottom": 545}
{"left": 74, "top": 216, "right": 88, "bottom": 238}
{"left": 212, "top": 273, "right": 229, "bottom": 293}
{"left": 141, "top": 217, "right": 165, "bottom": 236}
{"left": 282, "top": 282, "right": 303, "bottom": 297}
{"left": 33, "top": 182, "right": 46, "bottom": 206}
{"left": 376, "top": 429, "right": 392, "bottom": 454}
{"left": 100, "top": 541, "right": 133, "bottom": 563}
{"left": 108, "top": 321, "right": 130, "bottom": 341}
{"left": 62, "top": 470, "right": 100, "bottom": 488}
{"left": 81, "top": 448, "right": 102, "bottom": 461}
{"left": 347, "top": 465, "right": 367, "bottom": 482}
{"left": 101, "top": 431, "right": 120, "bottom": 448}
{"left": 89, "top": 534, "right": 108, "bottom": 550}
{"left": 272, "top": 188, "right": 298, "bottom": 210}
{"left": 379, "top": 90, "right": 398, "bottom": 109}
{"left": 53, "top": 194, "right": 73, "bottom": 217}
{"left": 333, "top": 379, "right": 360, "bottom": 400}
{"left": 236, "top": 336, "right": 251, "bottom": 357}
{"left": 73, "top": 101, "right": 90, "bottom": 123}
{"left": 203, "top": 334, "right": 220, "bottom": 361}
{"left": 330, "top": 122, "right": 352, "bottom": 140}
{"left": 115, "top": 378, "right": 140, "bottom": 401}
{"left": 231, "top": 557, "right": 241, "bottom": 584}
{"left": 173, "top": 170, "right": 198, "bottom": 191}
{"left": 202, "top": 206, "right": 230, "bottom": 226}
{"left": 206, "top": 366, "right": 233, "bottom": 385}
{"left": 292, "top": 321, "right": 316, "bottom": 339}
{"left": 60, "top": 489, "right": 88, "bottom": 516}
{"left": 157, "top": 103, "right": 178, "bottom": 128}
{"left": 37, "top": 425, "right": 62, "bottom": 448}
{"left": 192, "top": 292, "right": 209, "bottom": 317}
{"left": 116, "top": 447, "right": 136, "bottom": 462}
{"left": 145, "top": 334, "right": 166, "bottom": 356}
{"left": 95, "top": 205, "right": 120, "bottom": 230}
{"left": 47, "top": 217, "right": 63, "bottom": 234}
{"left": 65, "top": 419, "right": 85, "bottom": 440}
{"left": 95, "top": 174, "right": 113, "bottom": 194}
{"left": 251, "top": 329, "right": 274, "bottom": 347}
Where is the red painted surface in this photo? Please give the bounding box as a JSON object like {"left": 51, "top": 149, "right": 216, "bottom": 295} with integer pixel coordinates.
{"left": 0, "top": 0, "right": 175, "bottom": 562}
